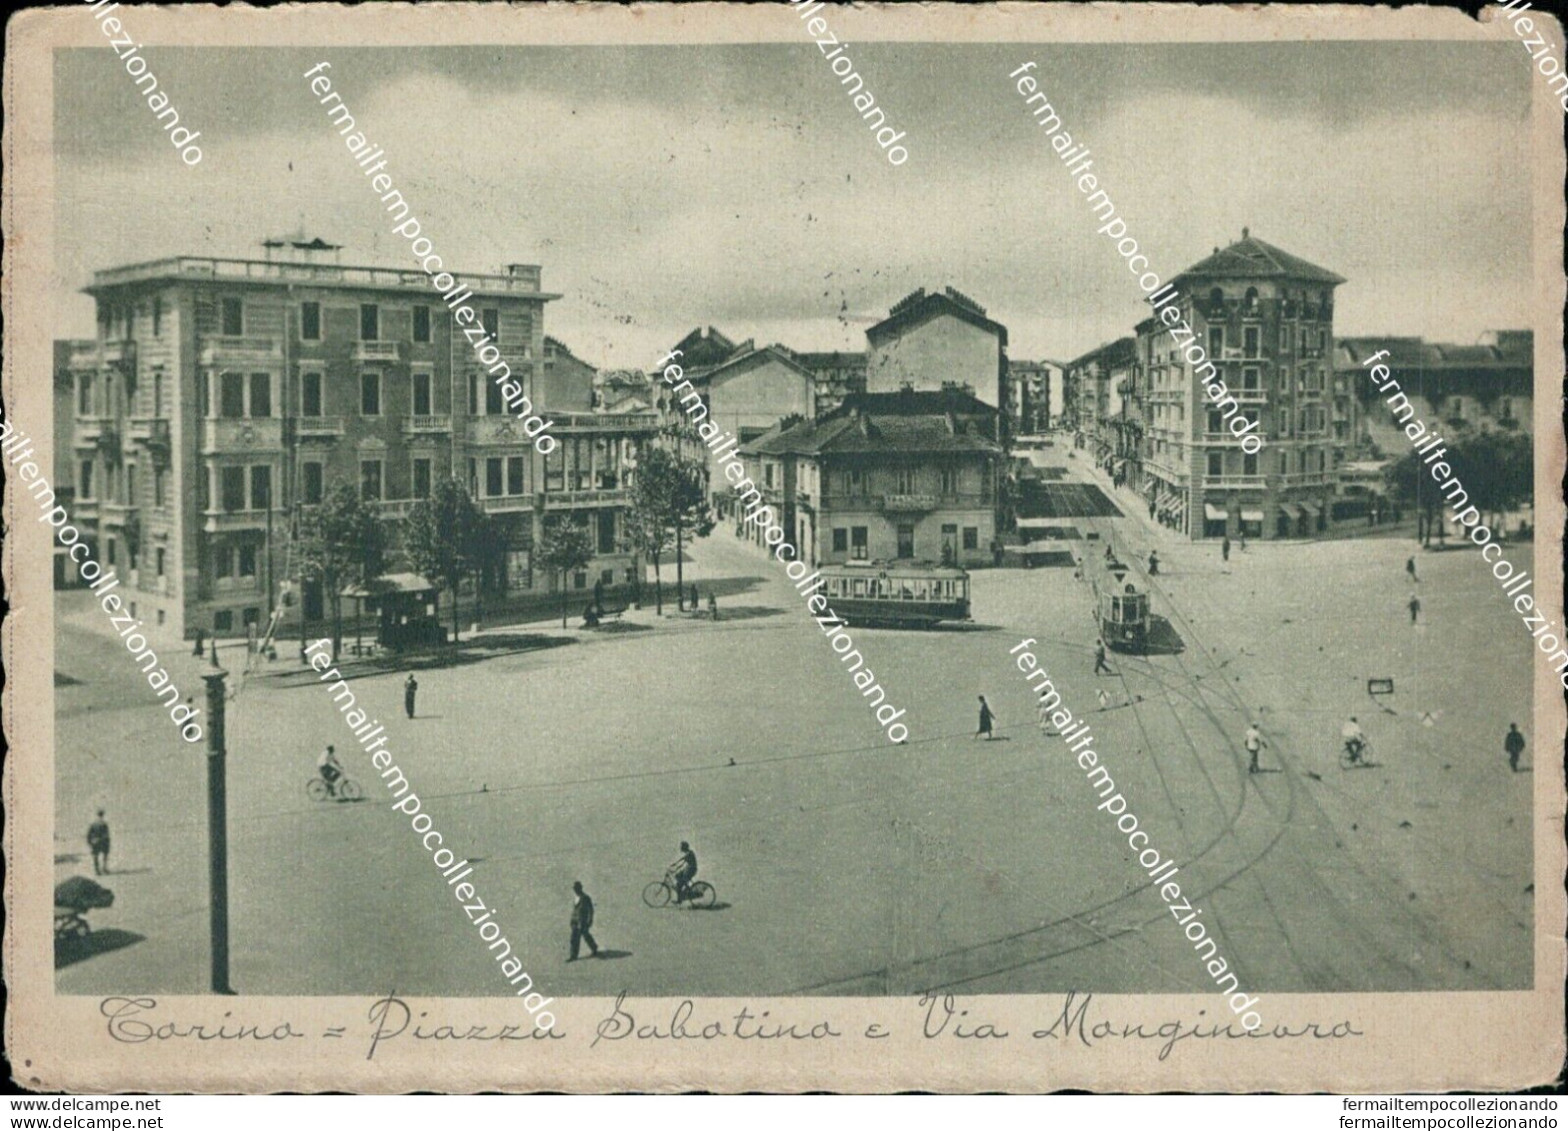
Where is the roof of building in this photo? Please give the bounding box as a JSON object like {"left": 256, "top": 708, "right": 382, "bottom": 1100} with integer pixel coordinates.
{"left": 669, "top": 326, "right": 741, "bottom": 369}
{"left": 789, "top": 350, "right": 868, "bottom": 369}
{"left": 742, "top": 388, "right": 1001, "bottom": 458}
{"left": 866, "top": 286, "right": 1009, "bottom": 348}
{"left": 1065, "top": 337, "right": 1137, "bottom": 372}
{"left": 1171, "top": 231, "right": 1346, "bottom": 288}
{"left": 1335, "top": 332, "right": 1533, "bottom": 371}
{"left": 691, "top": 343, "right": 817, "bottom": 387}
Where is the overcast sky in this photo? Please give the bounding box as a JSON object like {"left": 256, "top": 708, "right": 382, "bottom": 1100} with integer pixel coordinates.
{"left": 55, "top": 40, "right": 1532, "bottom": 368}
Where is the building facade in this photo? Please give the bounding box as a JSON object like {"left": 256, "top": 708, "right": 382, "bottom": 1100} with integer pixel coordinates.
{"left": 864, "top": 287, "right": 1009, "bottom": 412}
{"left": 1336, "top": 331, "right": 1533, "bottom": 457}
{"left": 1135, "top": 231, "right": 1345, "bottom": 540}
{"left": 739, "top": 390, "right": 1002, "bottom": 569}
{"left": 71, "top": 246, "right": 655, "bottom": 639}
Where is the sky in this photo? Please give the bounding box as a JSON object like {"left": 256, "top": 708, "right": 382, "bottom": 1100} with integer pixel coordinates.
{"left": 55, "top": 40, "right": 1533, "bottom": 369}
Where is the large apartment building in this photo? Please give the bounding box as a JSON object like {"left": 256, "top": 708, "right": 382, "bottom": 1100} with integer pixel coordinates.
{"left": 67, "top": 244, "right": 657, "bottom": 639}
{"left": 1135, "top": 230, "right": 1345, "bottom": 540}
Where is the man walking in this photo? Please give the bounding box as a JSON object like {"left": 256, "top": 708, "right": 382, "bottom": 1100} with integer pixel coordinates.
{"left": 1505, "top": 723, "right": 1526, "bottom": 773}
{"left": 1093, "top": 639, "right": 1113, "bottom": 676}
{"left": 87, "top": 810, "right": 111, "bottom": 876}
{"left": 975, "top": 695, "right": 997, "bottom": 740}
{"left": 1221, "top": 535, "right": 1231, "bottom": 563}
{"left": 1244, "top": 722, "right": 1268, "bottom": 774}
{"left": 1406, "top": 556, "right": 1419, "bottom": 584}
{"left": 568, "top": 880, "right": 600, "bottom": 961}
{"left": 1408, "top": 592, "right": 1421, "bottom": 624}
{"left": 404, "top": 673, "right": 419, "bottom": 720}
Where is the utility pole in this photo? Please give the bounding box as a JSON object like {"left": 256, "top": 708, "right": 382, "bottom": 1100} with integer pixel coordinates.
{"left": 202, "top": 657, "right": 234, "bottom": 994}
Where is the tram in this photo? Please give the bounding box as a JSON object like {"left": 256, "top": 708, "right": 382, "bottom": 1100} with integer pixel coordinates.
{"left": 1088, "top": 548, "right": 1149, "bottom": 652}
{"left": 818, "top": 561, "right": 972, "bottom": 628}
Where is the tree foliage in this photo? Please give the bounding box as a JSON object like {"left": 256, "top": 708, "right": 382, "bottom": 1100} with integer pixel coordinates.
{"left": 627, "top": 445, "right": 712, "bottom": 615}
{"left": 536, "top": 516, "right": 597, "bottom": 627}
{"left": 404, "top": 477, "right": 483, "bottom": 641}
{"left": 1384, "top": 430, "right": 1535, "bottom": 545}
{"left": 298, "top": 484, "right": 387, "bottom": 658}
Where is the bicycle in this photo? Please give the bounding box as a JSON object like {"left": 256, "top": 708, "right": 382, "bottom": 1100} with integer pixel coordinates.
{"left": 642, "top": 869, "right": 716, "bottom": 909}
{"left": 1339, "top": 736, "right": 1374, "bottom": 770}
{"left": 307, "top": 773, "right": 363, "bottom": 801}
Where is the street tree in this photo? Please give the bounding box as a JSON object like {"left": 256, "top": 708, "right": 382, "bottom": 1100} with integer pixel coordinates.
{"left": 404, "top": 477, "right": 483, "bottom": 642}
{"left": 628, "top": 444, "right": 712, "bottom": 615}
{"left": 536, "top": 516, "right": 596, "bottom": 627}
{"left": 298, "top": 484, "right": 387, "bottom": 659}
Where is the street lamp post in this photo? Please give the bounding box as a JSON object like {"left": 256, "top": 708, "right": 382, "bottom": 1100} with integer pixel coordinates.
{"left": 202, "top": 658, "right": 234, "bottom": 994}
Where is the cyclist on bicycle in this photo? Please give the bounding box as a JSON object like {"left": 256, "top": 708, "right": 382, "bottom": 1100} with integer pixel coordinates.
{"left": 1341, "top": 717, "right": 1367, "bottom": 764}
{"left": 669, "top": 841, "right": 698, "bottom": 904}
{"left": 317, "top": 744, "right": 344, "bottom": 796}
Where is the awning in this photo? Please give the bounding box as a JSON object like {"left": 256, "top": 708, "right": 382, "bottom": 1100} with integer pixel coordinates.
{"left": 1204, "top": 503, "right": 1227, "bottom": 521}
{"left": 1279, "top": 503, "right": 1303, "bottom": 520}
{"left": 1241, "top": 508, "right": 1265, "bottom": 523}
{"left": 342, "top": 572, "right": 439, "bottom": 598}
{"left": 1016, "top": 517, "right": 1064, "bottom": 531}
{"left": 1157, "top": 491, "right": 1176, "bottom": 511}
{"left": 1300, "top": 501, "right": 1323, "bottom": 518}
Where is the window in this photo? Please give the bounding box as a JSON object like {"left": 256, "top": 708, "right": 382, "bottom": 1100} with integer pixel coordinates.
{"left": 896, "top": 524, "right": 915, "bottom": 560}
{"left": 940, "top": 467, "right": 959, "bottom": 495}
{"left": 543, "top": 449, "right": 563, "bottom": 492}
{"left": 303, "top": 461, "right": 324, "bottom": 505}
{"left": 249, "top": 373, "right": 271, "bottom": 417}
{"left": 851, "top": 526, "right": 869, "bottom": 560}
{"left": 108, "top": 538, "right": 117, "bottom": 566}
{"left": 1243, "top": 326, "right": 1260, "bottom": 358}
{"left": 222, "top": 466, "right": 246, "bottom": 511}
{"left": 486, "top": 379, "right": 504, "bottom": 416}
{"left": 486, "top": 457, "right": 503, "bottom": 497}
{"left": 412, "top": 304, "right": 431, "bottom": 343}
{"left": 832, "top": 528, "right": 848, "bottom": 553}
{"left": 1207, "top": 410, "right": 1223, "bottom": 434}
{"left": 1279, "top": 325, "right": 1289, "bottom": 351}
{"left": 302, "top": 372, "right": 323, "bottom": 417}
{"left": 467, "top": 374, "right": 480, "bottom": 416}
{"left": 598, "top": 511, "right": 617, "bottom": 555}
{"left": 1279, "top": 451, "right": 1289, "bottom": 475}
{"left": 412, "top": 371, "right": 432, "bottom": 416}
{"left": 250, "top": 465, "right": 271, "bottom": 510}
{"left": 361, "top": 372, "right": 381, "bottom": 416}
{"left": 78, "top": 374, "right": 95, "bottom": 415}
{"left": 481, "top": 308, "right": 499, "bottom": 342}
{"left": 238, "top": 545, "right": 257, "bottom": 578}
{"left": 1208, "top": 326, "right": 1224, "bottom": 356}
{"left": 221, "top": 298, "right": 244, "bottom": 336}
{"left": 151, "top": 297, "right": 163, "bottom": 337}
{"left": 360, "top": 460, "right": 383, "bottom": 502}
{"left": 154, "top": 468, "right": 166, "bottom": 507}
{"left": 764, "top": 463, "right": 776, "bottom": 488}
{"left": 300, "top": 302, "right": 321, "bottom": 341}
{"left": 214, "top": 610, "right": 233, "bottom": 633}
{"left": 156, "top": 547, "right": 167, "bottom": 578}
{"left": 1243, "top": 453, "right": 1258, "bottom": 476}
{"left": 214, "top": 545, "right": 235, "bottom": 579}
{"left": 507, "top": 456, "right": 525, "bottom": 495}
{"left": 126, "top": 464, "right": 137, "bottom": 506}
{"left": 896, "top": 467, "right": 917, "bottom": 493}
{"left": 962, "top": 526, "right": 979, "bottom": 550}
{"left": 1207, "top": 452, "right": 1223, "bottom": 476}
{"left": 1242, "top": 367, "right": 1260, "bottom": 391}
{"left": 412, "top": 458, "right": 432, "bottom": 499}
{"left": 220, "top": 372, "right": 245, "bottom": 418}
{"left": 360, "top": 303, "right": 379, "bottom": 342}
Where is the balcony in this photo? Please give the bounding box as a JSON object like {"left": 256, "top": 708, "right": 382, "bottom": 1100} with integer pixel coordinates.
{"left": 1204, "top": 475, "right": 1268, "bottom": 489}
{"left": 73, "top": 416, "right": 115, "bottom": 448}
{"left": 1233, "top": 388, "right": 1267, "bottom": 403}
{"left": 72, "top": 498, "right": 100, "bottom": 522}
{"left": 466, "top": 416, "right": 537, "bottom": 447}
{"left": 295, "top": 416, "right": 346, "bottom": 438}
{"left": 376, "top": 499, "right": 420, "bottom": 520}
{"left": 541, "top": 487, "right": 631, "bottom": 511}
{"left": 402, "top": 414, "right": 452, "bottom": 435}
{"left": 1283, "top": 472, "right": 1332, "bottom": 485}
{"left": 548, "top": 411, "right": 661, "bottom": 434}
{"left": 199, "top": 336, "right": 280, "bottom": 366}
{"left": 477, "top": 495, "right": 536, "bottom": 515}
{"left": 92, "top": 257, "right": 555, "bottom": 299}
{"left": 202, "top": 508, "right": 270, "bottom": 533}
{"left": 127, "top": 416, "right": 171, "bottom": 449}
{"left": 102, "top": 340, "right": 137, "bottom": 372}
{"left": 100, "top": 502, "right": 136, "bottom": 528}
{"left": 354, "top": 340, "right": 401, "bottom": 363}
{"left": 202, "top": 417, "right": 283, "bottom": 453}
